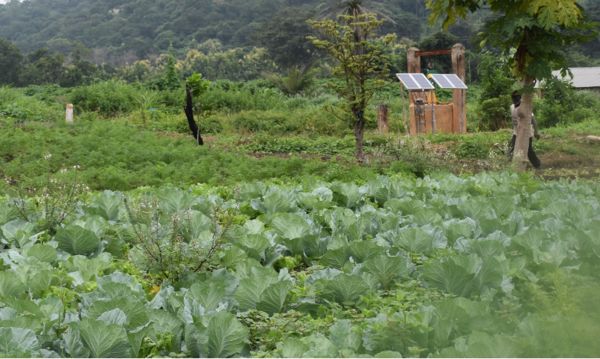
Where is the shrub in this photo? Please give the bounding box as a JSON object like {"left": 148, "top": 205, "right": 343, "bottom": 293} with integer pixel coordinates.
{"left": 230, "top": 108, "right": 353, "bottom": 136}
{"left": 476, "top": 95, "right": 512, "bottom": 131}
{"left": 69, "top": 81, "right": 139, "bottom": 117}
{"left": 454, "top": 136, "right": 494, "bottom": 159}
{"left": 263, "top": 64, "right": 318, "bottom": 96}
{"left": 174, "top": 115, "right": 223, "bottom": 135}
{"left": 232, "top": 110, "right": 299, "bottom": 133}
{"left": 155, "top": 89, "right": 185, "bottom": 114}
{"left": 202, "top": 82, "right": 285, "bottom": 112}
{"left": 124, "top": 194, "right": 234, "bottom": 282}
{"left": 537, "top": 77, "right": 600, "bottom": 127}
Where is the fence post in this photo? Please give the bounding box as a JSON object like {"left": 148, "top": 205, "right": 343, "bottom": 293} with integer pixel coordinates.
{"left": 66, "top": 104, "right": 73, "bottom": 124}
{"left": 377, "top": 104, "right": 389, "bottom": 134}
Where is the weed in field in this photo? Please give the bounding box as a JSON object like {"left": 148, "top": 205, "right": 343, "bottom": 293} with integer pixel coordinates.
{"left": 6, "top": 154, "right": 89, "bottom": 234}
{"left": 124, "top": 195, "right": 236, "bottom": 283}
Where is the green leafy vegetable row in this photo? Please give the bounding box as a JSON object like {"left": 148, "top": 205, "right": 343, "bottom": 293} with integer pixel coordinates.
{"left": 1, "top": 172, "right": 600, "bottom": 357}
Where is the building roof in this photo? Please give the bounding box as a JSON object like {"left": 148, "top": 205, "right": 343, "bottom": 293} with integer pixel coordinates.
{"left": 550, "top": 67, "right": 600, "bottom": 88}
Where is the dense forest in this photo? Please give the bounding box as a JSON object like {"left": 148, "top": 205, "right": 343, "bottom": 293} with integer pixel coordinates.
{"left": 0, "top": 0, "right": 429, "bottom": 61}
{"left": 1, "top": 0, "right": 596, "bottom": 60}
{"left": 0, "top": 0, "right": 599, "bottom": 87}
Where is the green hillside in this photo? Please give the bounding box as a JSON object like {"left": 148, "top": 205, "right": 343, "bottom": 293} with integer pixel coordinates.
{"left": 0, "top": 0, "right": 432, "bottom": 62}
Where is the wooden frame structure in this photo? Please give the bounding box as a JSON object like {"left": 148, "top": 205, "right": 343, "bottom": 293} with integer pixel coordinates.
{"left": 402, "top": 43, "right": 467, "bottom": 135}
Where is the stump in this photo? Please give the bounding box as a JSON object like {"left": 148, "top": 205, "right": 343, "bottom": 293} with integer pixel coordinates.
{"left": 377, "top": 104, "right": 389, "bottom": 134}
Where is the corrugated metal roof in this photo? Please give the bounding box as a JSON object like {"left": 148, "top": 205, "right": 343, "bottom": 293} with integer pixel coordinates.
{"left": 551, "top": 67, "right": 600, "bottom": 88}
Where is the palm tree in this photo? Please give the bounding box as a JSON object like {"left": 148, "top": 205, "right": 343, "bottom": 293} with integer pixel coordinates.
{"left": 317, "top": 0, "right": 395, "bottom": 23}
{"left": 317, "top": 0, "right": 395, "bottom": 54}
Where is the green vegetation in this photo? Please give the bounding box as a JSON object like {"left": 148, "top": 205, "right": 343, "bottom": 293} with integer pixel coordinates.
{"left": 1, "top": 78, "right": 599, "bottom": 189}
{"left": 427, "top": 0, "right": 599, "bottom": 170}
{"left": 309, "top": 13, "right": 396, "bottom": 158}
{"left": 1, "top": 1, "right": 600, "bottom": 357}
{"left": 2, "top": 171, "right": 600, "bottom": 357}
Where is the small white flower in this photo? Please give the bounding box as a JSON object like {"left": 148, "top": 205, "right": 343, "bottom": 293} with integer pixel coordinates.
{"left": 44, "top": 153, "right": 52, "bottom": 160}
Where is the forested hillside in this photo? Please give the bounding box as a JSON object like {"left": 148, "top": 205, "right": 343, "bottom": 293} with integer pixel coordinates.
{"left": 0, "top": 0, "right": 599, "bottom": 86}
{"left": 0, "top": 0, "right": 430, "bottom": 63}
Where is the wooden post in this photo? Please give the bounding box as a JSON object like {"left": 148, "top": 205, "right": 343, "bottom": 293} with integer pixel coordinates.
{"left": 407, "top": 47, "right": 427, "bottom": 104}
{"left": 431, "top": 96, "right": 436, "bottom": 134}
{"left": 400, "top": 83, "right": 409, "bottom": 135}
{"left": 452, "top": 43, "right": 466, "bottom": 134}
{"left": 66, "top": 104, "right": 73, "bottom": 124}
{"left": 460, "top": 89, "right": 465, "bottom": 135}
{"left": 407, "top": 47, "right": 421, "bottom": 74}
{"left": 414, "top": 99, "right": 426, "bottom": 134}
{"left": 377, "top": 104, "right": 389, "bottom": 134}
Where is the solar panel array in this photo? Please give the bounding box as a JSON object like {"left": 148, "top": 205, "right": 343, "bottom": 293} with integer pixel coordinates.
{"left": 396, "top": 73, "right": 435, "bottom": 90}
{"left": 429, "top": 74, "right": 468, "bottom": 89}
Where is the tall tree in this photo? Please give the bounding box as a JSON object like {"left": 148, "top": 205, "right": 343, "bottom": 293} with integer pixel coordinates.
{"left": 18, "top": 48, "right": 65, "bottom": 86}
{"left": 251, "top": 8, "right": 319, "bottom": 68}
{"left": 426, "top": 0, "right": 598, "bottom": 170}
{"left": 308, "top": 14, "right": 395, "bottom": 158}
{"left": 317, "top": 0, "right": 394, "bottom": 21}
{"left": 0, "top": 38, "right": 23, "bottom": 85}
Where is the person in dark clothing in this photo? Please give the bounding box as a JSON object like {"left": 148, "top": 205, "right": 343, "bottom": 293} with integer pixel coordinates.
{"left": 509, "top": 90, "right": 541, "bottom": 169}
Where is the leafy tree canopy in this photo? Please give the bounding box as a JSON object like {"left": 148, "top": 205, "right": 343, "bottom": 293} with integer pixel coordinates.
{"left": 0, "top": 37, "right": 22, "bottom": 85}
{"left": 308, "top": 14, "right": 396, "bottom": 158}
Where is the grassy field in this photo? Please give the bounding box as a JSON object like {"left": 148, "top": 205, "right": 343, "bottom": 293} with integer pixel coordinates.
{"left": 1, "top": 82, "right": 600, "bottom": 357}
{"left": 2, "top": 81, "right": 600, "bottom": 193}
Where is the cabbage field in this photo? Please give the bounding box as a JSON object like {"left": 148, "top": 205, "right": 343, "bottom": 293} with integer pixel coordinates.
{"left": 1, "top": 172, "right": 600, "bottom": 357}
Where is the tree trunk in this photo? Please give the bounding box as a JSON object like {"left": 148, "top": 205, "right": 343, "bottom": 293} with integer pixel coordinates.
{"left": 513, "top": 75, "right": 535, "bottom": 171}
{"left": 184, "top": 84, "right": 203, "bottom": 145}
{"left": 354, "top": 120, "right": 365, "bottom": 159}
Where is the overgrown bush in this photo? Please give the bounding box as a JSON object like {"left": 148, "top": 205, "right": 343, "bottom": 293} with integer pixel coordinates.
{"left": 174, "top": 115, "right": 223, "bottom": 135}
{"left": 476, "top": 95, "right": 512, "bottom": 131}
{"left": 202, "top": 86, "right": 285, "bottom": 112}
{"left": 124, "top": 193, "right": 235, "bottom": 283}
{"left": 263, "top": 64, "right": 318, "bottom": 96}
{"left": 475, "top": 53, "right": 514, "bottom": 131}
{"left": 453, "top": 133, "right": 510, "bottom": 159}
{"left": 232, "top": 110, "right": 299, "bottom": 133}
{"left": 154, "top": 89, "right": 185, "bottom": 114}
{"left": 69, "top": 81, "right": 139, "bottom": 117}
{"left": 537, "top": 77, "right": 600, "bottom": 127}
{"left": 230, "top": 108, "right": 351, "bottom": 136}
{"left": 0, "top": 86, "right": 62, "bottom": 121}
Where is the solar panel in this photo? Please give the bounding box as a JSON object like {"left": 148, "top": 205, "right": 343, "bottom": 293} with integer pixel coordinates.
{"left": 396, "top": 73, "right": 435, "bottom": 90}
{"left": 429, "top": 74, "right": 467, "bottom": 89}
